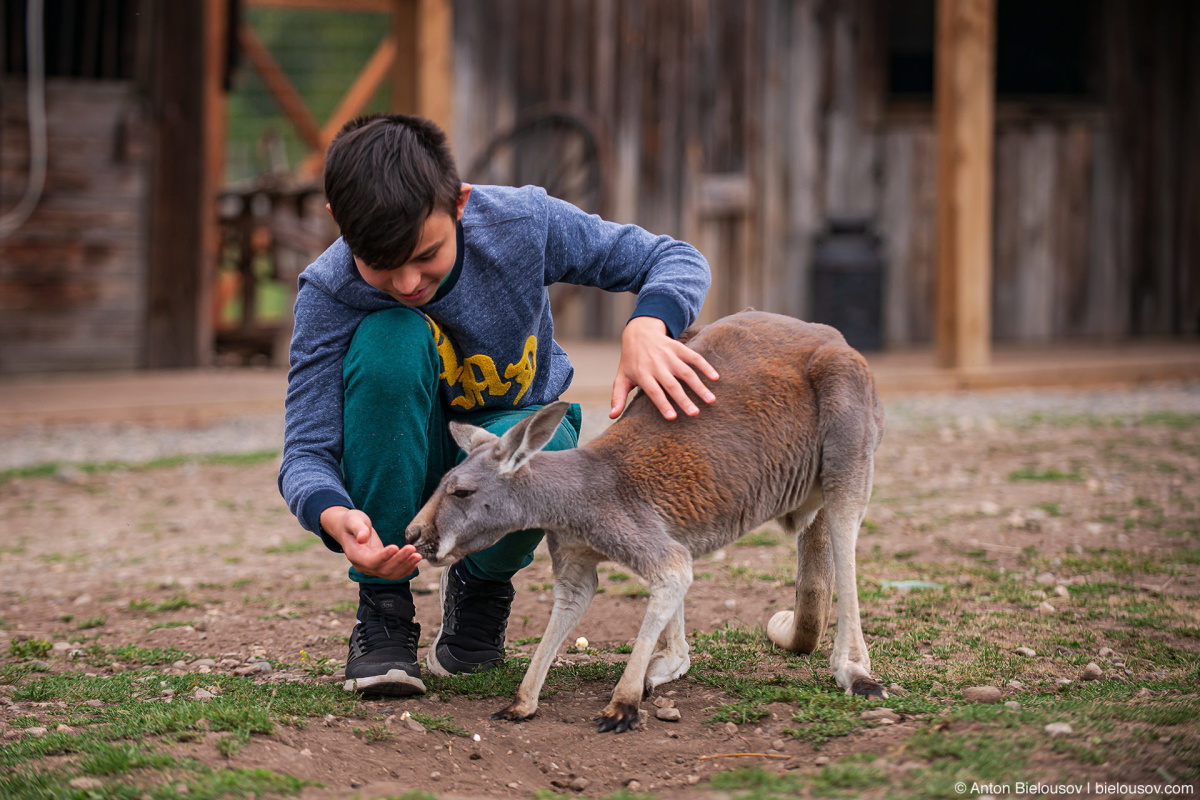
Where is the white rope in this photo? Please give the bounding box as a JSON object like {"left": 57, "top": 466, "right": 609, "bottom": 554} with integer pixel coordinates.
{"left": 0, "top": 0, "right": 48, "bottom": 239}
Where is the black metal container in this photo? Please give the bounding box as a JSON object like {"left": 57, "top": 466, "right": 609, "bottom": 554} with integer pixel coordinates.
{"left": 811, "top": 216, "right": 885, "bottom": 352}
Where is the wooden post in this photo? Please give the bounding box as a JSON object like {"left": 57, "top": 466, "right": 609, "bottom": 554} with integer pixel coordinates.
{"left": 200, "top": 0, "right": 229, "bottom": 367}
{"left": 391, "top": 0, "right": 454, "bottom": 135}
{"left": 934, "top": 0, "right": 995, "bottom": 369}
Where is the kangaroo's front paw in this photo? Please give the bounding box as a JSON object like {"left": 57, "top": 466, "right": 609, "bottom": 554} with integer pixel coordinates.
{"left": 850, "top": 677, "right": 887, "bottom": 700}
{"left": 492, "top": 703, "right": 537, "bottom": 722}
{"left": 594, "top": 701, "right": 641, "bottom": 733}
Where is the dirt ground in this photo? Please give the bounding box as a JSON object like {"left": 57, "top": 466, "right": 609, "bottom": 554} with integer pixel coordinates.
{"left": 1, "top": 385, "right": 1198, "bottom": 798}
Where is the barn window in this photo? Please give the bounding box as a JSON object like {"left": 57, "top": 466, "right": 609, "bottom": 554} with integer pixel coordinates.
{"left": 884, "top": 0, "right": 1100, "bottom": 103}
{"left": 3, "top": 0, "right": 140, "bottom": 80}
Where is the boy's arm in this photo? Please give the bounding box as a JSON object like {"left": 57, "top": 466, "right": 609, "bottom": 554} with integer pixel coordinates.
{"left": 277, "top": 283, "right": 360, "bottom": 552}
{"left": 539, "top": 193, "right": 718, "bottom": 419}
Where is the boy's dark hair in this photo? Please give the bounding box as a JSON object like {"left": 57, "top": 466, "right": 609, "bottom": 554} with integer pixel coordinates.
{"left": 324, "top": 114, "right": 461, "bottom": 270}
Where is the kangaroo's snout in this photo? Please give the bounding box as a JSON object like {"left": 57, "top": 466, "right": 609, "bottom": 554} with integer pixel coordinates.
{"left": 406, "top": 501, "right": 443, "bottom": 562}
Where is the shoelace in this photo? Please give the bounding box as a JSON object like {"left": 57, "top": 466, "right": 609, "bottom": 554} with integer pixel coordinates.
{"left": 448, "top": 570, "right": 514, "bottom": 646}
{"left": 357, "top": 595, "right": 419, "bottom": 651}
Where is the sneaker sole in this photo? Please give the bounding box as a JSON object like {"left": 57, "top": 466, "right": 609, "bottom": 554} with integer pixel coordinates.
{"left": 343, "top": 670, "right": 426, "bottom": 696}
{"left": 424, "top": 565, "right": 454, "bottom": 678}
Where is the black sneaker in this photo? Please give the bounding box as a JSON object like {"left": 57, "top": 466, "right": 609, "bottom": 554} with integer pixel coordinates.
{"left": 343, "top": 584, "right": 426, "bottom": 696}
{"left": 426, "top": 561, "right": 515, "bottom": 676}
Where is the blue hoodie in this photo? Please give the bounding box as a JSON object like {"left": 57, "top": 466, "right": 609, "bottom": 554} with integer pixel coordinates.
{"left": 278, "top": 184, "right": 710, "bottom": 539}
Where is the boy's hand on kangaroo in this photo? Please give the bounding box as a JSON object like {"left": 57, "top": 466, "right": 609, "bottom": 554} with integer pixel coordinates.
{"left": 322, "top": 506, "right": 421, "bottom": 580}
{"left": 611, "top": 315, "right": 719, "bottom": 420}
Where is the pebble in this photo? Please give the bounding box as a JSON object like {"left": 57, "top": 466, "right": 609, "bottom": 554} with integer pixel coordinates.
{"left": 507, "top": 783, "right": 520, "bottom": 789}
{"left": 861, "top": 708, "right": 901, "bottom": 722}
{"left": 1053, "top": 585, "right": 1069, "bottom": 598}
{"left": 28, "top": 660, "right": 51, "bottom": 672}
{"left": 1081, "top": 663, "right": 1103, "bottom": 681}
{"left": 69, "top": 778, "right": 103, "bottom": 790}
{"left": 85, "top": 699, "right": 103, "bottom": 708}
{"left": 569, "top": 777, "right": 590, "bottom": 791}
{"left": 979, "top": 500, "right": 1001, "bottom": 516}
{"left": 404, "top": 717, "right": 426, "bottom": 734}
{"left": 655, "top": 707, "right": 681, "bottom": 722}
{"left": 626, "top": 780, "right": 642, "bottom": 792}
{"left": 72, "top": 595, "right": 93, "bottom": 606}
{"left": 429, "top": 771, "right": 441, "bottom": 781}
{"left": 961, "top": 686, "right": 1002, "bottom": 704}
{"left": 814, "top": 756, "right": 829, "bottom": 766}
{"left": 1056, "top": 678, "right": 1073, "bottom": 687}
{"left": 723, "top": 722, "right": 738, "bottom": 735}
{"left": 1098, "top": 646, "right": 1114, "bottom": 658}
{"left": 931, "top": 681, "right": 945, "bottom": 693}
{"left": 193, "top": 688, "right": 214, "bottom": 700}
{"left": 1007, "top": 680, "right": 1025, "bottom": 690}
{"left": 653, "top": 697, "right": 674, "bottom": 708}
{"left": 1004, "top": 701, "right": 1021, "bottom": 709}
{"left": 686, "top": 774, "right": 700, "bottom": 784}
{"left": 26, "top": 727, "right": 47, "bottom": 737}
{"left": 1044, "top": 722, "right": 1073, "bottom": 736}
{"left": 191, "top": 659, "right": 218, "bottom": 669}
{"left": 771, "top": 738, "right": 786, "bottom": 751}
{"left": 1015, "top": 647, "right": 1036, "bottom": 657}
{"left": 1037, "top": 601, "right": 1056, "bottom": 614}
{"left": 55, "top": 724, "right": 72, "bottom": 733}
{"left": 723, "top": 599, "right": 737, "bottom": 610}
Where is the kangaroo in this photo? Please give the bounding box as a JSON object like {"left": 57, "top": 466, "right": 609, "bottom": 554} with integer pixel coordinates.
{"left": 406, "top": 311, "right": 886, "bottom": 733}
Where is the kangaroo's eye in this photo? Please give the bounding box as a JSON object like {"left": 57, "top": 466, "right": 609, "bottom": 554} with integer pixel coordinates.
{"left": 451, "top": 488, "right": 474, "bottom": 499}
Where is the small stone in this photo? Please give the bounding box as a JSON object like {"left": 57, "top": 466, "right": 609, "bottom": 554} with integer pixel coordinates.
{"left": 1032, "top": 590, "right": 1048, "bottom": 600}
{"left": 191, "top": 659, "right": 217, "bottom": 669}
{"left": 723, "top": 599, "right": 737, "bottom": 610}
{"left": 771, "top": 738, "right": 786, "bottom": 751}
{"left": 861, "top": 708, "right": 900, "bottom": 722}
{"left": 1053, "top": 585, "right": 1069, "bottom": 598}
{"left": 69, "top": 777, "right": 103, "bottom": 790}
{"left": 507, "top": 783, "right": 520, "bottom": 789}
{"left": 1004, "top": 701, "right": 1021, "bottom": 709}
{"left": 176, "top": 783, "right": 189, "bottom": 795}
{"left": 1081, "top": 663, "right": 1103, "bottom": 681}
{"left": 979, "top": 500, "right": 1001, "bottom": 516}
{"left": 161, "top": 689, "right": 174, "bottom": 698}
{"left": 1056, "top": 678, "right": 1073, "bottom": 687}
{"left": 52, "top": 642, "right": 72, "bottom": 654}
{"left": 814, "top": 756, "right": 829, "bottom": 766}
{"left": 429, "top": 771, "right": 441, "bottom": 781}
{"left": 86, "top": 699, "right": 103, "bottom": 707}
{"left": 300, "top": 748, "right": 312, "bottom": 757}
{"left": 626, "top": 780, "right": 642, "bottom": 792}
{"left": 569, "top": 777, "right": 590, "bottom": 792}
{"left": 404, "top": 717, "right": 426, "bottom": 734}
{"left": 193, "top": 688, "right": 214, "bottom": 700}
{"left": 887, "top": 683, "right": 906, "bottom": 696}
{"left": 1098, "top": 647, "right": 1114, "bottom": 658}
{"left": 323, "top": 715, "right": 336, "bottom": 726}
{"left": 55, "top": 724, "right": 72, "bottom": 733}
{"left": 172, "top": 661, "right": 187, "bottom": 669}
{"left": 961, "top": 686, "right": 1002, "bottom": 704}
{"left": 957, "top": 575, "right": 973, "bottom": 586}
{"left": 1044, "top": 722, "right": 1073, "bottom": 736}
{"left": 686, "top": 774, "right": 700, "bottom": 784}
{"left": 349, "top": 781, "right": 364, "bottom": 789}
{"left": 1015, "top": 647, "right": 1036, "bottom": 657}
{"left": 1159, "top": 736, "right": 1171, "bottom": 744}
{"left": 28, "top": 660, "right": 51, "bottom": 672}
{"left": 1038, "top": 601, "right": 1056, "bottom": 614}
{"left": 931, "top": 681, "right": 945, "bottom": 693}
{"left": 73, "top": 595, "right": 93, "bottom": 606}
{"left": 723, "top": 721, "right": 738, "bottom": 735}
{"left": 653, "top": 697, "right": 674, "bottom": 708}
{"left": 1035, "top": 572, "right": 1056, "bottom": 586}
{"left": 26, "top": 727, "right": 47, "bottom": 737}
{"left": 655, "top": 707, "right": 681, "bottom": 722}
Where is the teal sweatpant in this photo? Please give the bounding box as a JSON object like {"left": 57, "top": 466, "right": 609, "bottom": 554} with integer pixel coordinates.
{"left": 340, "top": 307, "right": 582, "bottom": 585}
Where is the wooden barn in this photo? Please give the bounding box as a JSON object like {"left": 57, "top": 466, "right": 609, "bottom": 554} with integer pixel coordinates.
{"left": 1, "top": 0, "right": 1197, "bottom": 375}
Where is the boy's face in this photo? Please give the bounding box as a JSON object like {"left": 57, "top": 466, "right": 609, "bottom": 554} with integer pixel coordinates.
{"left": 347, "top": 185, "right": 471, "bottom": 307}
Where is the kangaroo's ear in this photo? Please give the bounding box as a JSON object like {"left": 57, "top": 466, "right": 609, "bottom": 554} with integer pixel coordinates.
{"left": 495, "top": 401, "right": 570, "bottom": 476}
{"left": 448, "top": 421, "right": 499, "bottom": 454}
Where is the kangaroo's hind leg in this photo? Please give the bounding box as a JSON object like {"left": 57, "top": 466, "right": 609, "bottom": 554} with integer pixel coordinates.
{"left": 768, "top": 503, "right": 834, "bottom": 655}
{"left": 644, "top": 599, "right": 689, "bottom": 698}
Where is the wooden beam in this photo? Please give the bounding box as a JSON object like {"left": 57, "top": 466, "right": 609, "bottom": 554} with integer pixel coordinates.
{"left": 934, "top": 0, "right": 996, "bottom": 370}
{"left": 238, "top": 23, "right": 324, "bottom": 152}
{"left": 300, "top": 34, "right": 398, "bottom": 174}
{"left": 200, "top": 0, "right": 230, "bottom": 366}
{"left": 390, "top": 0, "right": 454, "bottom": 134}
{"left": 245, "top": 0, "right": 392, "bottom": 12}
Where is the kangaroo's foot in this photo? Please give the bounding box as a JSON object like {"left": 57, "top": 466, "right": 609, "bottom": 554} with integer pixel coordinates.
{"left": 642, "top": 649, "right": 690, "bottom": 699}
{"left": 492, "top": 699, "right": 538, "bottom": 721}
{"left": 594, "top": 701, "right": 641, "bottom": 733}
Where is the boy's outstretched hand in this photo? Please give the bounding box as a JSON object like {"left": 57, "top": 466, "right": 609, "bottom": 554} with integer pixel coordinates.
{"left": 320, "top": 506, "right": 422, "bottom": 581}
{"left": 611, "top": 316, "right": 719, "bottom": 420}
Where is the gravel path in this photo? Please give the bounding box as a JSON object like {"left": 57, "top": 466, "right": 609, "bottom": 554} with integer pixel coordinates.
{"left": 2, "top": 381, "right": 1197, "bottom": 470}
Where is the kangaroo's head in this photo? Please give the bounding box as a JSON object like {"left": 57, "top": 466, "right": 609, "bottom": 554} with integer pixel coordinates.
{"left": 405, "top": 402, "right": 569, "bottom": 565}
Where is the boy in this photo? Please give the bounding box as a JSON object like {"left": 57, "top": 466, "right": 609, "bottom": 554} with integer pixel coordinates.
{"left": 279, "top": 113, "right": 717, "bottom": 696}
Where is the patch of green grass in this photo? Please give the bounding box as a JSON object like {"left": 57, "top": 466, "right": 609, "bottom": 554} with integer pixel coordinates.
{"left": 1140, "top": 411, "right": 1200, "bottom": 429}
{"left": 355, "top": 723, "right": 392, "bottom": 743}
{"left": 411, "top": 712, "right": 470, "bottom": 737}
{"left": 80, "top": 643, "right": 196, "bottom": 667}
{"left": 9, "top": 639, "right": 51, "bottom": 660}
{"left": 0, "top": 450, "right": 281, "bottom": 486}
{"left": 513, "top": 636, "right": 543, "bottom": 646}
{"left": 265, "top": 537, "right": 318, "bottom": 554}
{"left": 607, "top": 571, "right": 631, "bottom": 582}
{"left": 1009, "top": 466, "right": 1084, "bottom": 482}
{"left": 76, "top": 616, "right": 107, "bottom": 630}
{"left": 145, "top": 621, "right": 197, "bottom": 633}
{"left": 128, "top": 595, "right": 197, "bottom": 615}
{"left": 736, "top": 531, "right": 781, "bottom": 547}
